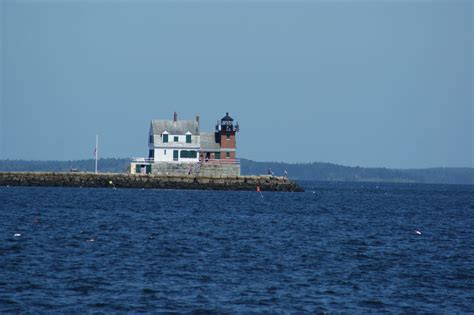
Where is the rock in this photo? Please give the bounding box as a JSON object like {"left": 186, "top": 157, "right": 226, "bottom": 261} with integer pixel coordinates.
{"left": 0, "top": 172, "right": 304, "bottom": 192}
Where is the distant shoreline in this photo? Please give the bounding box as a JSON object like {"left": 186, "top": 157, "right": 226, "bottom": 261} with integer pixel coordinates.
{"left": 0, "top": 158, "right": 472, "bottom": 185}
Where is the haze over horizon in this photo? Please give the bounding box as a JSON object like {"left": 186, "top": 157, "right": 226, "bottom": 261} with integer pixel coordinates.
{"left": 0, "top": 0, "right": 472, "bottom": 168}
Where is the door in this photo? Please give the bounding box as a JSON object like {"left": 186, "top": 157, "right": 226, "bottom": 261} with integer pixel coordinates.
{"left": 173, "top": 150, "right": 179, "bottom": 161}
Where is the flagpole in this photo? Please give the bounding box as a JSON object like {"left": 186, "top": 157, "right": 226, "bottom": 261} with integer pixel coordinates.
{"left": 95, "top": 134, "right": 98, "bottom": 174}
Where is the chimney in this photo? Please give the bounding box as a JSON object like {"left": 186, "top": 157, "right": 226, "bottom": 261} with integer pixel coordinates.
{"left": 173, "top": 112, "right": 178, "bottom": 122}
{"left": 196, "top": 115, "right": 200, "bottom": 124}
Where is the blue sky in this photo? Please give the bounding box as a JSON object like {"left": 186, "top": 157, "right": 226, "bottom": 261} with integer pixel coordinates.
{"left": 0, "top": 0, "right": 472, "bottom": 168}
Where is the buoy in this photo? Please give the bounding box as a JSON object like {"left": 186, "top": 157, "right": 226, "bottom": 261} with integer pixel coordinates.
{"left": 14, "top": 233, "right": 21, "bottom": 237}
{"left": 256, "top": 186, "right": 264, "bottom": 198}
{"left": 415, "top": 230, "right": 422, "bottom": 235}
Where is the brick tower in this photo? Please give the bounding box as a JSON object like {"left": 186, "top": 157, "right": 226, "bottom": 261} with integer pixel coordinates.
{"left": 216, "top": 112, "right": 239, "bottom": 160}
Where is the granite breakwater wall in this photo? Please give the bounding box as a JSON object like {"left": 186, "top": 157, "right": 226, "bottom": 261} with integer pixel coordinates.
{"left": 0, "top": 172, "right": 304, "bottom": 192}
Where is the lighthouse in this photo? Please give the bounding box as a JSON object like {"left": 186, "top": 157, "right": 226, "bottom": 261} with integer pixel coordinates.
{"left": 131, "top": 112, "right": 241, "bottom": 176}
{"left": 216, "top": 112, "right": 240, "bottom": 160}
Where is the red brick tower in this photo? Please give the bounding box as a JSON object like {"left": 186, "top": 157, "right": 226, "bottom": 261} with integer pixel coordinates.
{"left": 216, "top": 112, "right": 239, "bottom": 160}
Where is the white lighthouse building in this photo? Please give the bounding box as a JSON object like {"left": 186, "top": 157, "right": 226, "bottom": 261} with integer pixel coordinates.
{"left": 131, "top": 112, "right": 240, "bottom": 176}
{"left": 148, "top": 112, "right": 200, "bottom": 163}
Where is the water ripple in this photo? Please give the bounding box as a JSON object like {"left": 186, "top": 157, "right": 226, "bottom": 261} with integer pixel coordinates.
{"left": 0, "top": 182, "right": 473, "bottom": 312}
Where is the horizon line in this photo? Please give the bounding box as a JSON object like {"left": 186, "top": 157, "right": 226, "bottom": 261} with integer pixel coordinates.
{"left": 0, "top": 157, "right": 472, "bottom": 171}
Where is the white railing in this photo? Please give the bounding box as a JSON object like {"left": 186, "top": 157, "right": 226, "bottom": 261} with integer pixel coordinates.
{"left": 131, "top": 157, "right": 154, "bottom": 164}
{"left": 131, "top": 157, "right": 240, "bottom": 165}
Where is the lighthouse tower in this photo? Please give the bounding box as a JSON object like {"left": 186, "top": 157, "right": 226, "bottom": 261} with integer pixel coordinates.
{"left": 216, "top": 112, "right": 239, "bottom": 160}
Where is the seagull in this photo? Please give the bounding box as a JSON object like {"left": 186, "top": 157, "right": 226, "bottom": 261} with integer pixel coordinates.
{"left": 14, "top": 233, "right": 21, "bottom": 237}
{"left": 415, "top": 230, "right": 422, "bottom": 235}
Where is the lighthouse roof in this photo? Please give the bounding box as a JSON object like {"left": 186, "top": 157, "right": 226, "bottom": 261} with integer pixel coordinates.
{"left": 199, "top": 133, "right": 221, "bottom": 151}
{"left": 151, "top": 120, "right": 199, "bottom": 135}
{"left": 221, "top": 112, "right": 233, "bottom": 122}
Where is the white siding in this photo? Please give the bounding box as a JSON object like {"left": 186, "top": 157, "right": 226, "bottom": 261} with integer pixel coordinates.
{"left": 153, "top": 148, "right": 199, "bottom": 163}
{"left": 150, "top": 132, "right": 200, "bottom": 163}
{"left": 154, "top": 148, "right": 173, "bottom": 162}
{"left": 151, "top": 134, "right": 200, "bottom": 147}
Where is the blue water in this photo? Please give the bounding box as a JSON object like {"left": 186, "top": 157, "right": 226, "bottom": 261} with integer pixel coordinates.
{"left": 0, "top": 182, "right": 473, "bottom": 313}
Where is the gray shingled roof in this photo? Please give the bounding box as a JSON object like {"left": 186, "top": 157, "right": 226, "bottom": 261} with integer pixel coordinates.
{"left": 151, "top": 120, "right": 199, "bottom": 135}
{"left": 199, "top": 132, "right": 220, "bottom": 151}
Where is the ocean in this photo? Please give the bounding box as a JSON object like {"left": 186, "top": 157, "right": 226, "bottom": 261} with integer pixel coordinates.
{"left": 0, "top": 181, "right": 473, "bottom": 313}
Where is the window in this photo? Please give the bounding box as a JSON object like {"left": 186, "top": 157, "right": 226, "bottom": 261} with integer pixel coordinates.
{"left": 149, "top": 149, "right": 154, "bottom": 159}
{"left": 226, "top": 152, "right": 230, "bottom": 158}
{"left": 180, "top": 150, "right": 197, "bottom": 158}
{"left": 149, "top": 135, "right": 154, "bottom": 144}
{"left": 163, "top": 134, "right": 168, "bottom": 143}
{"left": 174, "top": 136, "right": 179, "bottom": 142}
{"left": 215, "top": 152, "right": 221, "bottom": 160}
{"left": 186, "top": 134, "right": 192, "bottom": 143}
{"left": 164, "top": 149, "right": 167, "bottom": 155}
{"left": 226, "top": 134, "right": 230, "bottom": 140}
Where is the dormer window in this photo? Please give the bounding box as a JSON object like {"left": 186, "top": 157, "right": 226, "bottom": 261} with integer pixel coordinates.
{"left": 186, "top": 134, "right": 192, "bottom": 143}
{"left": 149, "top": 135, "right": 154, "bottom": 144}
{"left": 163, "top": 134, "right": 168, "bottom": 143}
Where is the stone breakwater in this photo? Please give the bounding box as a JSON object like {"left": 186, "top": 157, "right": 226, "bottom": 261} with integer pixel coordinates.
{"left": 0, "top": 172, "right": 304, "bottom": 192}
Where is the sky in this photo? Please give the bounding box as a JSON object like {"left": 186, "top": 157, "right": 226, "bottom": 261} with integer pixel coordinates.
{"left": 0, "top": 0, "right": 472, "bottom": 168}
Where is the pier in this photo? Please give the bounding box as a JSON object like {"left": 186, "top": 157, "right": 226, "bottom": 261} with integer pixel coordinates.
{"left": 0, "top": 172, "right": 304, "bottom": 192}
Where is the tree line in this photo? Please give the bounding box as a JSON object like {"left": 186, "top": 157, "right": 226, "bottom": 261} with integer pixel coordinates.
{"left": 0, "top": 158, "right": 472, "bottom": 185}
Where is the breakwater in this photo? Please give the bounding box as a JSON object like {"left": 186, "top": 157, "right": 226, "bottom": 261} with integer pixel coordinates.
{"left": 0, "top": 172, "right": 304, "bottom": 192}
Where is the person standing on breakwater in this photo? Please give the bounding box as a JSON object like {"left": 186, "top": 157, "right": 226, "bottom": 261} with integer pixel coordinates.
{"left": 268, "top": 168, "right": 274, "bottom": 177}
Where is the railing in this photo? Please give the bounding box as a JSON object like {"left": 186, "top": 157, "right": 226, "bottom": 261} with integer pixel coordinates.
{"left": 131, "top": 158, "right": 240, "bottom": 165}
{"left": 201, "top": 159, "right": 240, "bottom": 165}
{"left": 131, "top": 157, "right": 154, "bottom": 164}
